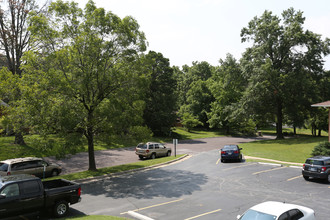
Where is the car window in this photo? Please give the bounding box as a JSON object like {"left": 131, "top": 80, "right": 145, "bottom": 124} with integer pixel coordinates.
{"left": 0, "top": 163, "right": 8, "bottom": 171}
{"left": 149, "top": 144, "right": 154, "bottom": 149}
{"left": 20, "top": 180, "right": 41, "bottom": 195}
{"left": 155, "top": 144, "right": 159, "bottom": 149}
{"left": 137, "top": 143, "right": 147, "bottom": 149}
{"left": 0, "top": 183, "right": 19, "bottom": 198}
{"left": 223, "top": 145, "right": 238, "bottom": 150}
{"left": 37, "top": 160, "right": 48, "bottom": 167}
{"left": 11, "top": 162, "right": 28, "bottom": 171}
{"left": 325, "top": 160, "right": 330, "bottom": 165}
{"left": 278, "top": 212, "right": 289, "bottom": 220}
{"left": 305, "top": 159, "right": 324, "bottom": 166}
{"left": 288, "top": 209, "right": 304, "bottom": 220}
{"left": 239, "top": 209, "right": 276, "bottom": 220}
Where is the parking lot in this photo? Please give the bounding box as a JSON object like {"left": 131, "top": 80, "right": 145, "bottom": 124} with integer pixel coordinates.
{"left": 73, "top": 149, "right": 330, "bottom": 219}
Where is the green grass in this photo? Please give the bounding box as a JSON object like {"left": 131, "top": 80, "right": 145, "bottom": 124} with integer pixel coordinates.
{"left": 46, "top": 155, "right": 185, "bottom": 181}
{"left": 60, "top": 215, "right": 129, "bottom": 220}
{"left": 172, "top": 127, "right": 225, "bottom": 140}
{"left": 240, "top": 136, "right": 328, "bottom": 163}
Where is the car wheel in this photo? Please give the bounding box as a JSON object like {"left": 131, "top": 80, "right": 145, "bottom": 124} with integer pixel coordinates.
{"left": 327, "top": 174, "right": 330, "bottom": 183}
{"left": 139, "top": 155, "right": 144, "bottom": 160}
{"left": 151, "top": 153, "right": 156, "bottom": 159}
{"left": 51, "top": 169, "right": 59, "bottom": 177}
{"left": 53, "top": 200, "right": 69, "bottom": 218}
{"left": 303, "top": 175, "right": 310, "bottom": 181}
{"left": 167, "top": 151, "right": 171, "bottom": 157}
{"left": 221, "top": 159, "right": 225, "bottom": 163}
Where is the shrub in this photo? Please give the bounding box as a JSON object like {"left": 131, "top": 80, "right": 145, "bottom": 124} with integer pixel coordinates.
{"left": 311, "top": 142, "right": 330, "bottom": 156}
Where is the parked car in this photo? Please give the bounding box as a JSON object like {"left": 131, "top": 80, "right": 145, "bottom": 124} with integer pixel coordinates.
{"left": 0, "top": 157, "right": 62, "bottom": 178}
{"left": 302, "top": 156, "right": 330, "bottom": 183}
{"left": 237, "top": 201, "right": 316, "bottom": 220}
{"left": 0, "top": 174, "right": 81, "bottom": 218}
{"left": 220, "top": 145, "right": 242, "bottom": 162}
{"left": 135, "top": 142, "right": 171, "bottom": 159}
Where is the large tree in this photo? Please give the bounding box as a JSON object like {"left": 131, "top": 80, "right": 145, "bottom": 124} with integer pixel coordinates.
{"left": 26, "top": 0, "right": 147, "bottom": 171}
{"left": 240, "top": 8, "right": 330, "bottom": 139}
{"left": 143, "top": 51, "right": 177, "bottom": 135}
{"left": 0, "top": 0, "right": 47, "bottom": 144}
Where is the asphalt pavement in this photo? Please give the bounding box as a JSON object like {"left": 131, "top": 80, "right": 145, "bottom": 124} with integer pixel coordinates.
{"left": 46, "top": 135, "right": 275, "bottom": 175}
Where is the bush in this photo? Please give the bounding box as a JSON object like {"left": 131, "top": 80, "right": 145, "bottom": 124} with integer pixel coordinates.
{"left": 312, "top": 142, "right": 330, "bottom": 156}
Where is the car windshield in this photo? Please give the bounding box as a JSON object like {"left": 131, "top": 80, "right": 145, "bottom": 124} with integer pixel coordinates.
{"left": 305, "top": 159, "right": 324, "bottom": 166}
{"left": 239, "top": 209, "right": 276, "bottom": 220}
{"left": 137, "top": 143, "right": 147, "bottom": 149}
{"left": 223, "top": 145, "right": 237, "bottom": 150}
{"left": 0, "top": 163, "right": 8, "bottom": 171}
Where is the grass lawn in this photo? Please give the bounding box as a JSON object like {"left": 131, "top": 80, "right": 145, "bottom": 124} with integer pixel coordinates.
{"left": 46, "top": 154, "right": 185, "bottom": 181}
{"left": 240, "top": 136, "right": 328, "bottom": 164}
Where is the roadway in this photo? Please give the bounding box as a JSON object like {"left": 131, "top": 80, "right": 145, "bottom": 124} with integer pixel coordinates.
{"left": 69, "top": 148, "right": 330, "bottom": 219}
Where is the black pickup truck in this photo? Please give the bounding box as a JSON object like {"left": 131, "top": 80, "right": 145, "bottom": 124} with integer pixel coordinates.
{"left": 0, "top": 174, "right": 81, "bottom": 219}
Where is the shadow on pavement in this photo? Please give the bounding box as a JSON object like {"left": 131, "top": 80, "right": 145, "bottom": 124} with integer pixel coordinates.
{"left": 81, "top": 168, "right": 208, "bottom": 199}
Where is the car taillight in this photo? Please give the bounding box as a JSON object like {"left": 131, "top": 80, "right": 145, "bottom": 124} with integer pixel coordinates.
{"left": 77, "top": 187, "right": 81, "bottom": 196}
{"left": 7, "top": 172, "right": 11, "bottom": 175}
{"left": 221, "top": 151, "right": 225, "bottom": 155}
{"left": 303, "top": 164, "right": 305, "bottom": 169}
{"left": 234, "top": 151, "right": 239, "bottom": 154}
{"left": 146, "top": 150, "right": 149, "bottom": 153}
{"left": 321, "top": 167, "right": 327, "bottom": 172}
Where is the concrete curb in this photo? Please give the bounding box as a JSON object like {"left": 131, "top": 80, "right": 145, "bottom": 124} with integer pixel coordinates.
{"left": 75, "top": 154, "right": 190, "bottom": 184}
{"left": 245, "top": 155, "right": 303, "bottom": 167}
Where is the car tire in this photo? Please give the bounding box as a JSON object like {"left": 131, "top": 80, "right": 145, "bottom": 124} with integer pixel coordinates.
{"left": 167, "top": 151, "right": 171, "bottom": 157}
{"left": 303, "top": 175, "right": 310, "bottom": 181}
{"left": 221, "top": 159, "right": 225, "bottom": 163}
{"left": 139, "top": 155, "right": 144, "bottom": 160}
{"left": 327, "top": 174, "right": 330, "bottom": 183}
{"left": 151, "top": 153, "right": 156, "bottom": 159}
{"left": 53, "top": 200, "right": 69, "bottom": 218}
{"left": 51, "top": 169, "right": 59, "bottom": 177}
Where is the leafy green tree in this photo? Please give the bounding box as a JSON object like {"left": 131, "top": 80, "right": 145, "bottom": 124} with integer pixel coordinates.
{"left": 0, "top": 0, "right": 47, "bottom": 145}
{"left": 181, "top": 112, "right": 203, "bottom": 132}
{"left": 240, "top": 8, "right": 330, "bottom": 139}
{"left": 177, "top": 61, "right": 215, "bottom": 128}
{"left": 26, "top": 0, "right": 147, "bottom": 171}
{"left": 208, "top": 54, "right": 247, "bottom": 134}
{"left": 143, "top": 51, "right": 177, "bottom": 135}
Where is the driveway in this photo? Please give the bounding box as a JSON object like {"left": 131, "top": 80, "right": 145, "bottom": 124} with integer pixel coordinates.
{"left": 46, "top": 135, "right": 274, "bottom": 175}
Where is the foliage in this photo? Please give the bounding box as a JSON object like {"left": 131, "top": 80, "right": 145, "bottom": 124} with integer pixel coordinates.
{"left": 240, "top": 8, "right": 330, "bottom": 139}
{"left": 142, "top": 51, "right": 177, "bottom": 135}
{"left": 312, "top": 141, "right": 330, "bottom": 156}
{"left": 181, "top": 112, "right": 203, "bottom": 132}
{"left": 207, "top": 54, "right": 247, "bottom": 134}
{"left": 24, "top": 0, "right": 147, "bottom": 170}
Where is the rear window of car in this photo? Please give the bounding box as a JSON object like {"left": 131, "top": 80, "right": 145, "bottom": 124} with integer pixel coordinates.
{"left": 223, "top": 145, "right": 238, "bottom": 150}
{"left": 137, "top": 143, "right": 147, "bottom": 149}
{"left": 305, "top": 159, "right": 324, "bottom": 166}
{"left": 0, "top": 163, "right": 8, "bottom": 171}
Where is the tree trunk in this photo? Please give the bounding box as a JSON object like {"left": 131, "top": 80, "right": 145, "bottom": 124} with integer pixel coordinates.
{"left": 86, "top": 111, "right": 97, "bottom": 171}
{"left": 293, "top": 126, "right": 296, "bottom": 135}
{"left": 318, "top": 129, "right": 322, "bottom": 137}
{"left": 14, "top": 132, "right": 26, "bottom": 145}
{"left": 276, "top": 100, "right": 284, "bottom": 139}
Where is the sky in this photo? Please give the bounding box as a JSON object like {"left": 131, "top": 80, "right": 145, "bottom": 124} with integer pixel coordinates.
{"left": 77, "top": 0, "right": 330, "bottom": 69}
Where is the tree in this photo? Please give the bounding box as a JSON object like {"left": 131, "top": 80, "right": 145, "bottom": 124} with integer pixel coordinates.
{"left": 26, "top": 0, "right": 147, "bottom": 171}
{"left": 143, "top": 51, "right": 177, "bottom": 135}
{"left": 240, "top": 8, "right": 330, "bottom": 139}
{"left": 0, "top": 0, "right": 47, "bottom": 145}
{"left": 208, "top": 54, "right": 247, "bottom": 134}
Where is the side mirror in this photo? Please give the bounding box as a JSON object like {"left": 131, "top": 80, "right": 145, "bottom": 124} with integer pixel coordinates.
{"left": 239, "top": 148, "right": 243, "bottom": 150}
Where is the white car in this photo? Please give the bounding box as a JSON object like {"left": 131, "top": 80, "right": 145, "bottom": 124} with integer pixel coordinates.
{"left": 237, "top": 201, "right": 316, "bottom": 220}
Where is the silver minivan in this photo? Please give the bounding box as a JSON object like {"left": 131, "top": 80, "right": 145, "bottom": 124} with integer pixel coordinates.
{"left": 135, "top": 142, "right": 171, "bottom": 159}
{"left": 0, "top": 157, "right": 62, "bottom": 178}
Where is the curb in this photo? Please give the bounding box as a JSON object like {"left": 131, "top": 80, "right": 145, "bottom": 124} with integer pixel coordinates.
{"left": 75, "top": 154, "right": 190, "bottom": 184}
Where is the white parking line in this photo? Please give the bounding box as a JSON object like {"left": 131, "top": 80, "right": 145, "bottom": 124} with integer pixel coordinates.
{"left": 184, "top": 209, "right": 222, "bottom": 220}
{"left": 253, "top": 166, "right": 286, "bottom": 175}
{"left": 223, "top": 163, "right": 255, "bottom": 171}
{"left": 120, "top": 198, "right": 184, "bottom": 215}
{"left": 128, "top": 211, "right": 154, "bottom": 220}
{"left": 287, "top": 175, "right": 302, "bottom": 181}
